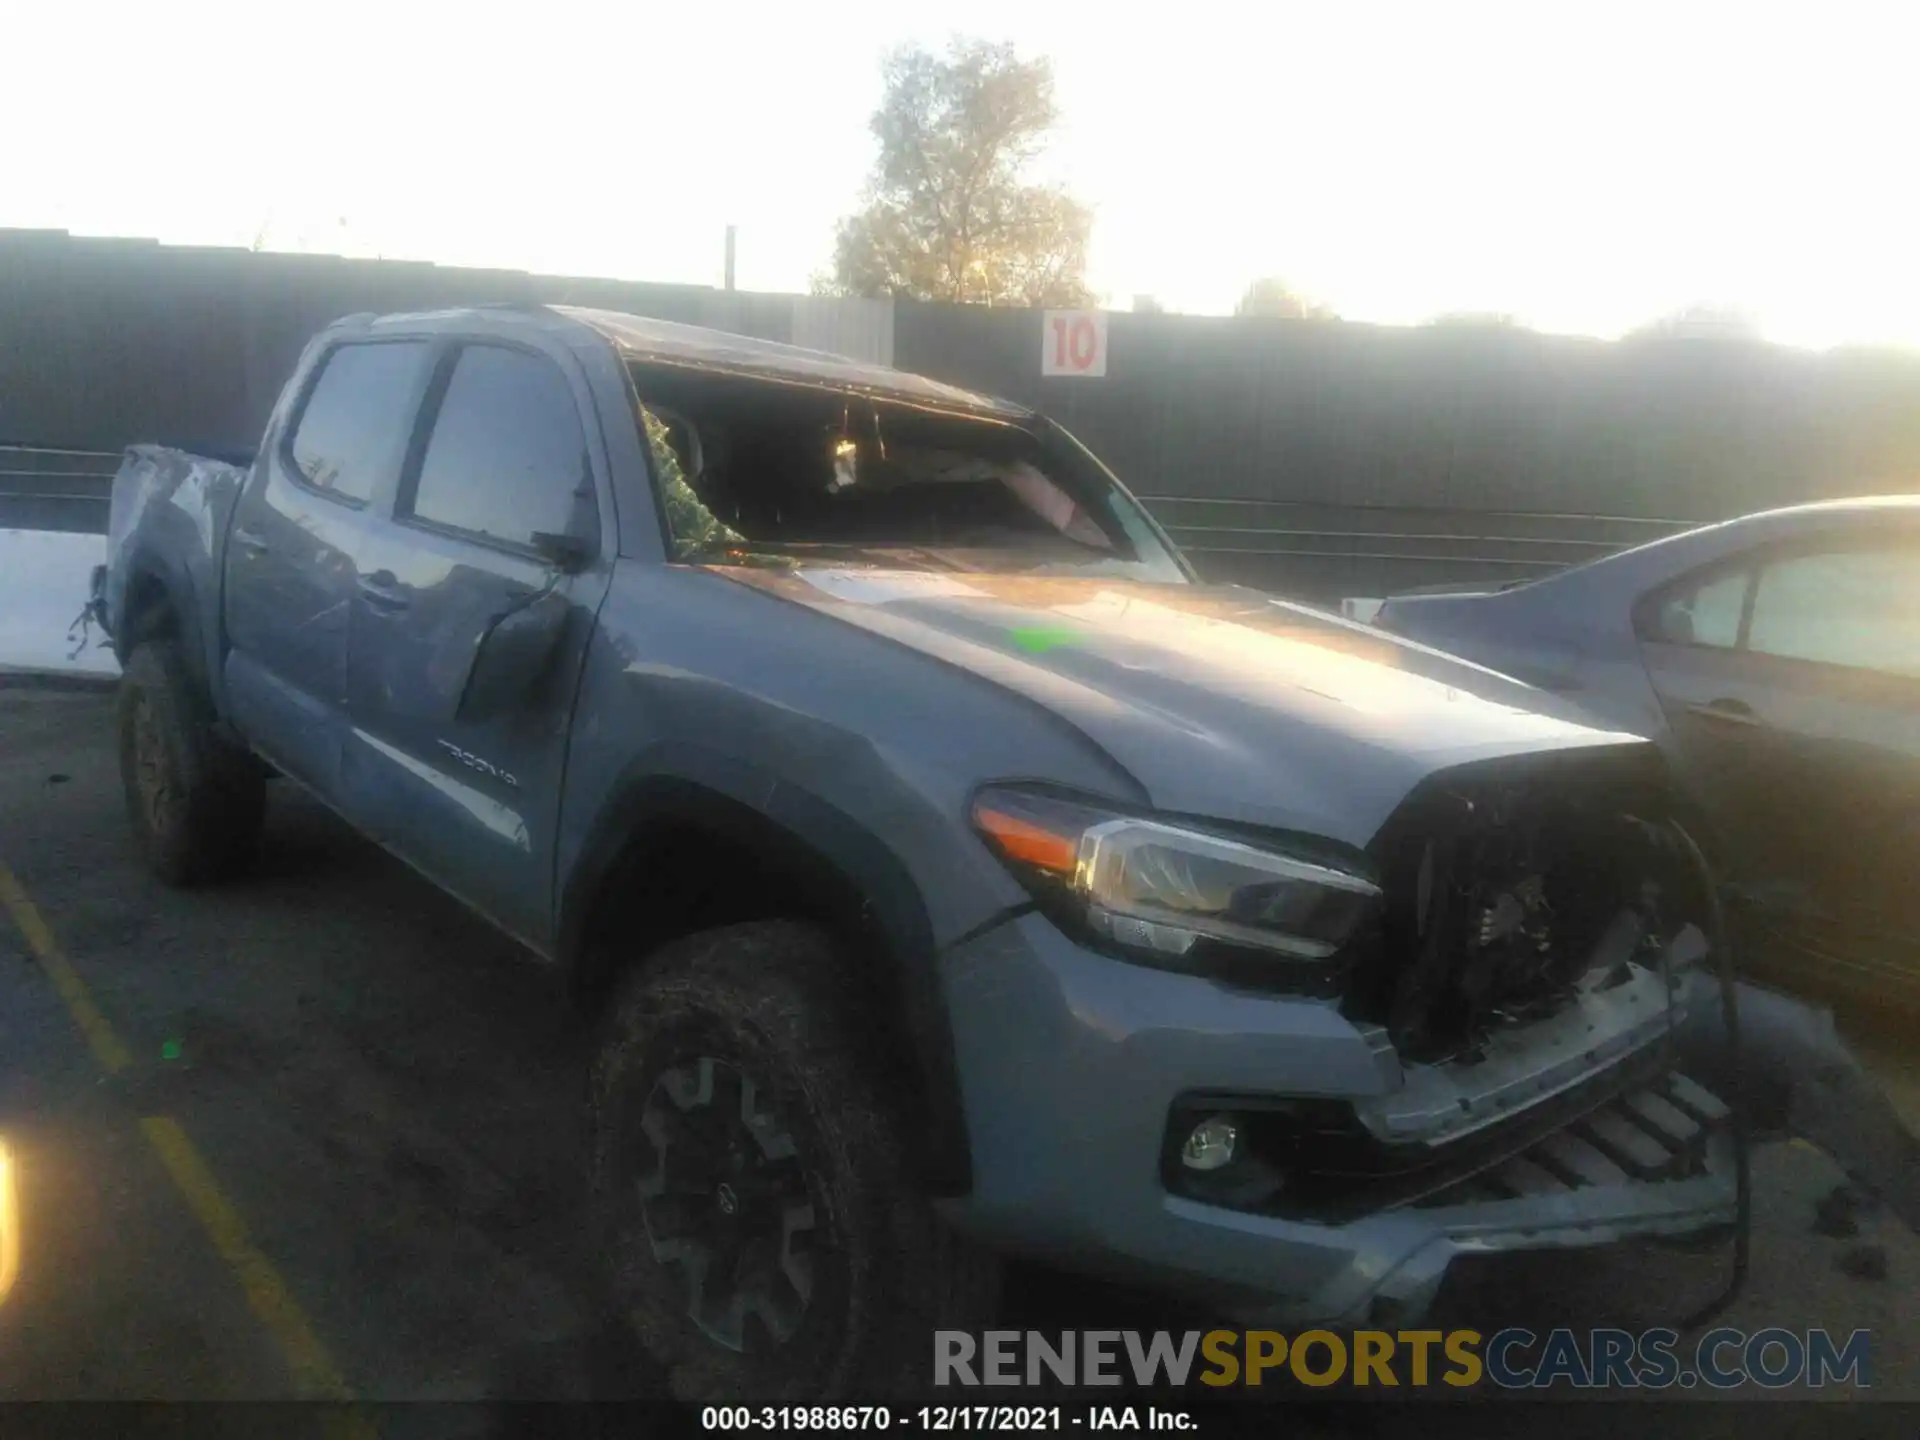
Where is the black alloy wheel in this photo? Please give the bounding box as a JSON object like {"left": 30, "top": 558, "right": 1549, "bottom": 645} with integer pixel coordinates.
{"left": 591, "top": 921, "right": 999, "bottom": 1401}
{"left": 636, "top": 1055, "right": 819, "bottom": 1353}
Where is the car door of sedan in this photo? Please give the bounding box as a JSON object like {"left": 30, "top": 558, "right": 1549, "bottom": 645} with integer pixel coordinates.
{"left": 340, "top": 338, "right": 614, "bottom": 954}
{"left": 1637, "top": 532, "right": 1920, "bottom": 991}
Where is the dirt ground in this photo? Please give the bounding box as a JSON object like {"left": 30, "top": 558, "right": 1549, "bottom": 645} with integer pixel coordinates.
{"left": 1, "top": 682, "right": 1912, "bottom": 1432}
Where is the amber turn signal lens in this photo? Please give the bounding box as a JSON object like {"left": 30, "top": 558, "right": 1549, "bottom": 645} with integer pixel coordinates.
{"left": 973, "top": 806, "right": 1079, "bottom": 875}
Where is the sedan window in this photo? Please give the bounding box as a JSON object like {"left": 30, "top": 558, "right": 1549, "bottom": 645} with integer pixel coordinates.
{"left": 1747, "top": 545, "right": 1920, "bottom": 678}
{"left": 1647, "top": 565, "right": 1749, "bottom": 648}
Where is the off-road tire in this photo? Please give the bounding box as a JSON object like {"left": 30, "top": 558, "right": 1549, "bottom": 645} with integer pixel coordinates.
{"left": 117, "top": 638, "right": 266, "bottom": 886}
{"left": 590, "top": 921, "right": 997, "bottom": 1402}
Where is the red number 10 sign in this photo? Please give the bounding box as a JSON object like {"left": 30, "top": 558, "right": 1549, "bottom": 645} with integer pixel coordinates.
{"left": 1042, "top": 310, "right": 1108, "bottom": 377}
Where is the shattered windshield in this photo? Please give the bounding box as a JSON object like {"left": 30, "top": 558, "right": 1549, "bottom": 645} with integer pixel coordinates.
{"left": 630, "top": 365, "right": 1188, "bottom": 581}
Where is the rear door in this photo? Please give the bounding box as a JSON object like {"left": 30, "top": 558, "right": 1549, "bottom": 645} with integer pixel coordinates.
{"left": 1638, "top": 532, "right": 1920, "bottom": 987}
{"left": 224, "top": 340, "right": 431, "bottom": 792}
{"left": 341, "top": 339, "right": 613, "bottom": 952}
{"left": 1734, "top": 540, "right": 1920, "bottom": 984}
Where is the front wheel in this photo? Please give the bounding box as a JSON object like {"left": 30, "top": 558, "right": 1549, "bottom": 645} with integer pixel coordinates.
{"left": 590, "top": 922, "right": 995, "bottom": 1401}
{"left": 117, "top": 639, "right": 265, "bottom": 886}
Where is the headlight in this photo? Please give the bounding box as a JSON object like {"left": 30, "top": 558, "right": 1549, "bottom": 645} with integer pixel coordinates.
{"left": 971, "top": 786, "right": 1380, "bottom": 969}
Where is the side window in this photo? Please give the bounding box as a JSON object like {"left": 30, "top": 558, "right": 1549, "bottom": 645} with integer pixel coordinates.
{"left": 1747, "top": 545, "right": 1920, "bottom": 678}
{"left": 1644, "top": 565, "right": 1750, "bottom": 648}
{"left": 406, "top": 346, "right": 598, "bottom": 553}
{"left": 287, "top": 342, "right": 428, "bottom": 504}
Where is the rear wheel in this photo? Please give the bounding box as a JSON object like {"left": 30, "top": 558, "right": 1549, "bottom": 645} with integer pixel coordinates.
{"left": 590, "top": 921, "right": 995, "bottom": 1400}
{"left": 117, "top": 639, "right": 265, "bottom": 886}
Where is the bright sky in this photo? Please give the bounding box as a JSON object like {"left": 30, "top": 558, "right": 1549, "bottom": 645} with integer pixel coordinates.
{"left": 6, "top": 1, "right": 1914, "bottom": 349}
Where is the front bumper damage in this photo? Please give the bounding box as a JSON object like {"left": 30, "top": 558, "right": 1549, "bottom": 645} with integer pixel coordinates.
{"left": 1367, "top": 1073, "right": 1735, "bottom": 1321}
{"left": 937, "top": 910, "right": 1738, "bottom": 1326}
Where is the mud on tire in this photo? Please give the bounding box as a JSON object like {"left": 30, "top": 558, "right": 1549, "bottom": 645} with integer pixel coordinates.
{"left": 590, "top": 921, "right": 996, "bottom": 1401}
{"left": 117, "top": 638, "right": 266, "bottom": 886}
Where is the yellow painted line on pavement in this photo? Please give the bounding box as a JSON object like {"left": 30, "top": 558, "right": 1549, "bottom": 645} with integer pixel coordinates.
{"left": 0, "top": 862, "right": 361, "bottom": 1409}
{"left": 0, "top": 866, "right": 132, "bottom": 1074}
{"left": 140, "top": 1116, "right": 354, "bottom": 1402}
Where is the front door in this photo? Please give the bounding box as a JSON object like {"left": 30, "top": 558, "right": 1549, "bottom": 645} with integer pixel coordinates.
{"left": 224, "top": 339, "right": 431, "bottom": 791}
{"left": 341, "top": 340, "right": 612, "bottom": 953}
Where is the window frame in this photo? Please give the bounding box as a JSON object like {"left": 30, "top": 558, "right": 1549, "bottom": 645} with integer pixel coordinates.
{"left": 280, "top": 338, "right": 433, "bottom": 511}
{"left": 393, "top": 339, "right": 604, "bottom": 562}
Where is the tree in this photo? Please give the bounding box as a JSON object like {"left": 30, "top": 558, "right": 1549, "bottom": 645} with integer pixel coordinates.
{"left": 1235, "top": 277, "right": 1336, "bottom": 320}
{"left": 825, "top": 40, "right": 1094, "bottom": 308}
{"left": 1424, "top": 311, "right": 1521, "bottom": 329}
{"left": 1627, "top": 304, "right": 1762, "bottom": 341}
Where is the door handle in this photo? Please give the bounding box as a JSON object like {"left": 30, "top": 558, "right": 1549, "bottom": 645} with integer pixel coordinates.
{"left": 1687, "top": 698, "right": 1760, "bottom": 728}
{"left": 232, "top": 527, "right": 270, "bottom": 556}
{"left": 357, "top": 572, "right": 410, "bottom": 613}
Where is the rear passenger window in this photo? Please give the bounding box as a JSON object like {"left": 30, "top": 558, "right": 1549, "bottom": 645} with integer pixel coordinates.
{"left": 1645, "top": 565, "right": 1749, "bottom": 648}
{"left": 406, "top": 346, "right": 597, "bottom": 553}
{"left": 288, "top": 342, "right": 428, "bottom": 504}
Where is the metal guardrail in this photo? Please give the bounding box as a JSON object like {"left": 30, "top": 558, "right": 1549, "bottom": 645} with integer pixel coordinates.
{"left": 0, "top": 444, "right": 117, "bottom": 535}
{"left": 1133, "top": 495, "right": 1699, "bottom": 526}
{"left": 0, "top": 445, "right": 1701, "bottom": 600}
{"left": 1133, "top": 495, "right": 1702, "bottom": 600}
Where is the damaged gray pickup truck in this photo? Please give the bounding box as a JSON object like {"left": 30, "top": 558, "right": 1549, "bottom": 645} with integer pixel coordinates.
{"left": 91, "top": 305, "right": 1739, "bottom": 1397}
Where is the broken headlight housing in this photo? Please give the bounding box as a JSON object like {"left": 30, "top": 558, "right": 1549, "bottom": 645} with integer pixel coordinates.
{"left": 971, "top": 786, "right": 1381, "bottom": 983}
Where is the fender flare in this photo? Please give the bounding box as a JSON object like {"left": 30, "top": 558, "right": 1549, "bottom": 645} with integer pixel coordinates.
{"left": 557, "top": 755, "right": 973, "bottom": 1194}
{"left": 118, "top": 547, "right": 217, "bottom": 706}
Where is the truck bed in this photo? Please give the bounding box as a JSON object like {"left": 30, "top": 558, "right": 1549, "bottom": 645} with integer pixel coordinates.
{"left": 94, "top": 444, "right": 249, "bottom": 691}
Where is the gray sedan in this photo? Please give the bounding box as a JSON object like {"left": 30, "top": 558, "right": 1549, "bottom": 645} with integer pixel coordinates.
{"left": 1376, "top": 497, "right": 1920, "bottom": 1005}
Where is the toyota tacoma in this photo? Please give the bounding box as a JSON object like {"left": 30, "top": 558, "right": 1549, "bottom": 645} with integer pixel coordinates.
{"left": 90, "top": 304, "right": 1739, "bottom": 1397}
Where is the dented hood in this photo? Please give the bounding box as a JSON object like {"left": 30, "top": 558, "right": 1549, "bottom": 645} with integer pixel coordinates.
{"left": 713, "top": 566, "right": 1653, "bottom": 848}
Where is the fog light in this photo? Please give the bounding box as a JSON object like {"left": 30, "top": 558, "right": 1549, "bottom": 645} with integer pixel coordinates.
{"left": 1180, "top": 1115, "right": 1239, "bottom": 1172}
